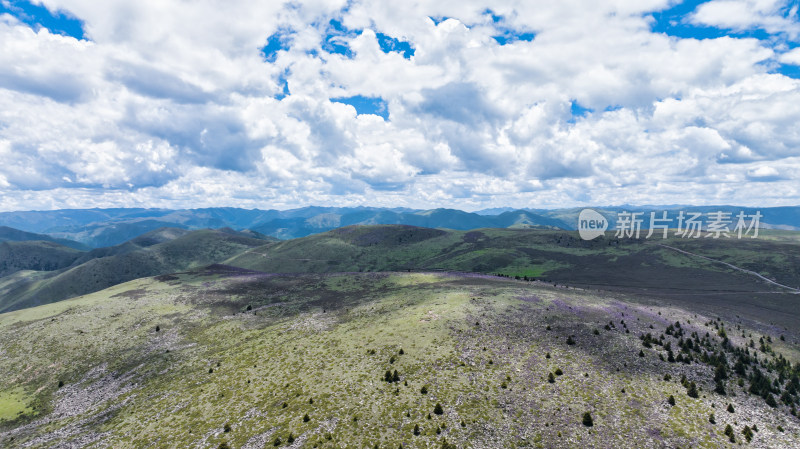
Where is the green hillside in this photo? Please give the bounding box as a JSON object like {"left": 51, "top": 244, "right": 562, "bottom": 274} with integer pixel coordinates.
{"left": 0, "top": 241, "right": 82, "bottom": 278}
{"left": 225, "top": 225, "right": 800, "bottom": 329}
{"left": 0, "top": 229, "right": 268, "bottom": 313}
{"left": 0, "top": 269, "right": 798, "bottom": 447}
{"left": 226, "top": 225, "right": 800, "bottom": 285}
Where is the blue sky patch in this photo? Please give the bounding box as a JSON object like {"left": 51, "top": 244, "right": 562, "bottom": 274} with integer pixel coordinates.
{"left": 568, "top": 100, "right": 593, "bottom": 123}
{"left": 492, "top": 31, "right": 535, "bottom": 45}
{"left": 775, "top": 63, "right": 800, "bottom": 79}
{"left": 261, "top": 29, "right": 292, "bottom": 63}
{"left": 428, "top": 16, "right": 451, "bottom": 26}
{"left": 484, "top": 9, "right": 535, "bottom": 45}
{"left": 483, "top": 9, "right": 503, "bottom": 23}
{"left": 275, "top": 69, "right": 290, "bottom": 100}
{"left": 331, "top": 95, "right": 388, "bottom": 120}
{"left": 322, "top": 19, "right": 361, "bottom": 58}
{"left": 0, "top": 0, "right": 86, "bottom": 40}
{"left": 650, "top": 0, "right": 786, "bottom": 41}
{"left": 375, "top": 32, "right": 415, "bottom": 59}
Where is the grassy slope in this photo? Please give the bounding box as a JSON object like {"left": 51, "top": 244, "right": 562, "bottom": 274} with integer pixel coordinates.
{"left": 0, "top": 230, "right": 268, "bottom": 313}
{"left": 0, "top": 270, "right": 798, "bottom": 448}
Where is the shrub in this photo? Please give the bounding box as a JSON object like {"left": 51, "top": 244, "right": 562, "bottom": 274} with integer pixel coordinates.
{"left": 724, "top": 424, "right": 735, "bottom": 443}
{"left": 582, "top": 412, "right": 593, "bottom": 427}
{"left": 714, "top": 379, "right": 726, "bottom": 396}
{"left": 742, "top": 425, "right": 753, "bottom": 442}
{"left": 440, "top": 438, "right": 457, "bottom": 449}
{"left": 686, "top": 382, "right": 699, "bottom": 398}
{"left": 434, "top": 403, "right": 444, "bottom": 415}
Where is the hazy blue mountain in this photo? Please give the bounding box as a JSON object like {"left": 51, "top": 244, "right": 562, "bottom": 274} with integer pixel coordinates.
{"left": 0, "top": 226, "right": 88, "bottom": 250}
{"left": 250, "top": 208, "right": 566, "bottom": 239}
{"left": 0, "top": 205, "right": 796, "bottom": 246}
{"left": 473, "top": 207, "right": 516, "bottom": 215}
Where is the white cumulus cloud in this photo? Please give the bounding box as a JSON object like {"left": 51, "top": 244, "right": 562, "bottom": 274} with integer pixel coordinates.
{"left": 0, "top": 0, "right": 798, "bottom": 211}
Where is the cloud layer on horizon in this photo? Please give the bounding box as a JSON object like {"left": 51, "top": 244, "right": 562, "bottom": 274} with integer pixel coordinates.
{"left": 0, "top": 0, "right": 799, "bottom": 211}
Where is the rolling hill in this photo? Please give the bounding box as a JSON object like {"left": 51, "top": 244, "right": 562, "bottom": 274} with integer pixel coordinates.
{"left": 225, "top": 225, "right": 800, "bottom": 328}
{"left": 0, "top": 241, "right": 83, "bottom": 278}
{"left": 0, "top": 228, "right": 273, "bottom": 313}
{"left": 3, "top": 223, "right": 799, "bottom": 330}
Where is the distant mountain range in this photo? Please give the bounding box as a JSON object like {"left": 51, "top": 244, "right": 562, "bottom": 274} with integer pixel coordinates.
{"left": 0, "top": 205, "right": 797, "bottom": 247}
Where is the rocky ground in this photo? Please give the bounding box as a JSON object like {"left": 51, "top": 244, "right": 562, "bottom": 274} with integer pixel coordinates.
{"left": 0, "top": 270, "right": 798, "bottom": 448}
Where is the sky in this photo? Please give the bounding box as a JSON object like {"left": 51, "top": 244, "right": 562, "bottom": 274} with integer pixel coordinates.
{"left": 0, "top": 0, "right": 799, "bottom": 212}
